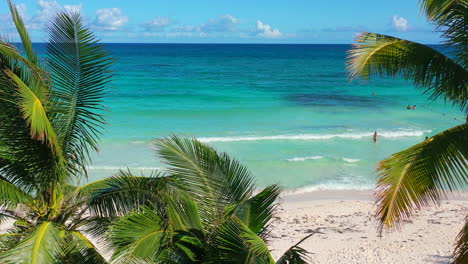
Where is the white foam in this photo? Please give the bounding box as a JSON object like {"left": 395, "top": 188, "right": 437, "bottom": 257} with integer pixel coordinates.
{"left": 287, "top": 156, "right": 323, "bottom": 162}
{"left": 342, "top": 158, "right": 360, "bottom": 163}
{"left": 284, "top": 183, "right": 374, "bottom": 195}
{"left": 198, "top": 130, "right": 431, "bottom": 142}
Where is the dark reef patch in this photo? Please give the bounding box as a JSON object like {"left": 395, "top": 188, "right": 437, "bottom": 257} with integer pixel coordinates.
{"left": 285, "top": 93, "right": 390, "bottom": 107}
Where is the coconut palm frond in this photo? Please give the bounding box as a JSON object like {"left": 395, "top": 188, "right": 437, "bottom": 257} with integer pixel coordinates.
{"left": 420, "top": 0, "right": 467, "bottom": 67}
{"left": 0, "top": 222, "right": 65, "bottom": 264}
{"left": 453, "top": 216, "right": 468, "bottom": 264}
{"left": 275, "top": 233, "right": 315, "bottom": 264}
{"left": 4, "top": 70, "right": 60, "bottom": 150}
{"left": 155, "top": 135, "right": 257, "bottom": 226}
{"left": 63, "top": 231, "right": 108, "bottom": 264}
{"left": 110, "top": 206, "right": 166, "bottom": 263}
{"left": 86, "top": 170, "right": 170, "bottom": 217}
{"left": 213, "top": 216, "right": 275, "bottom": 264}
{"left": 226, "top": 184, "right": 281, "bottom": 237}
{"left": 0, "top": 177, "right": 32, "bottom": 207}
{"left": 7, "top": 0, "right": 39, "bottom": 65}
{"left": 376, "top": 123, "right": 468, "bottom": 231}
{"left": 46, "top": 12, "right": 113, "bottom": 177}
{"left": 347, "top": 33, "right": 468, "bottom": 111}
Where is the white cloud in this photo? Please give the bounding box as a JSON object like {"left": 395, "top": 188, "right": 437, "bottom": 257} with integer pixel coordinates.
{"left": 8, "top": 1, "right": 84, "bottom": 30}
{"left": 255, "top": 20, "right": 282, "bottom": 38}
{"left": 142, "top": 16, "right": 172, "bottom": 31}
{"left": 94, "top": 8, "right": 128, "bottom": 31}
{"left": 200, "top": 14, "right": 238, "bottom": 33}
{"left": 170, "top": 14, "right": 238, "bottom": 34}
{"left": 29, "top": 1, "right": 82, "bottom": 29}
{"left": 392, "top": 15, "right": 409, "bottom": 32}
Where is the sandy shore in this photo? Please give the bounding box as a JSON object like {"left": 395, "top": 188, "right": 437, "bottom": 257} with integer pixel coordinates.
{"left": 270, "top": 190, "right": 468, "bottom": 264}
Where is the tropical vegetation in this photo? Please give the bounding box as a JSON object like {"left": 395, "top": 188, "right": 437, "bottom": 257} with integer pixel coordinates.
{"left": 0, "top": 0, "right": 113, "bottom": 262}
{"left": 104, "top": 135, "right": 314, "bottom": 263}
{"left": 347, "top": 0, "right": 467, "bottom": 263}
{"left": 0, "top": 1, "right": 313, "bottom": 263}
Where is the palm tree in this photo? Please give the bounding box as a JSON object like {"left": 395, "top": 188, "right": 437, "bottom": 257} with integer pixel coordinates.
{"left": 347, "top": 0, "right": 467, "bottom": 263}
{"left": 0, "top": 1, "right": 116, "bottom": 262}
{"left": 99, "top": 135, "right": 314, "bottom": 263}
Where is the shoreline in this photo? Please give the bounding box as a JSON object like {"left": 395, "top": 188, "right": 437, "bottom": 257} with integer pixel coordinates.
{"left": 280, "top": 189, "right": 468, "bottom": 202}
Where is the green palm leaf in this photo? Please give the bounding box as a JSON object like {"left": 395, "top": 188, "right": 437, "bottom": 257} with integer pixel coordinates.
{"left": 62, "top": 231, "right": 108, "bottom": 264}
{"left": 0, "top": 222, "right": 65, "bottom": 264}
{"left": 275, "top": 234, "right": 315, "bottom": 264}
{"left": 110, "top": 206, "right": 165, "bottom": 263}
{"left": 86, "top": 170, "right": 170, "bottom": 217}
{"left": 226, "top": 184, "right": 281, "bottom": 237}
{"left": 376, "top": 124, "right": 468, "bottom": 231}
{"left": 420, "top": 0, "right": 467, "bottom": 67}
{"left": 213, "top": 216, "right": 275, "bottom": 264}
{"left": 0, "top": 178, "right": 32, "bottom": 208}
{"left": 5, "top": 70, "right": 60, "bottom": 151}
{"left": 155, "top": 135, "right": 256, "bottom": 228}
{"left": 454, "top": 217, "right": 468, "bottom": 264}
{"left": 46, "top": 12, "right": 112, "bottom": 176}
{"left": 6, "top": 0, "right": 39, "bottom": 65}
{"left": 347, "top": 33, "right": 468, "bottom": 111}
{"left": 0, "top": 42, "right": 40, "bottom": 75}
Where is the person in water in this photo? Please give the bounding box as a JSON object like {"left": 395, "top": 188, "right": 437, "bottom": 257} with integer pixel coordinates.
{"left": 413, "top": 105, "right": 417, "bottom": 110}
{"left": 407, "top": 105, "right": 411, "bottom": 110}
{"left": 373, "top": 131, "right": 378, "bottom": 143}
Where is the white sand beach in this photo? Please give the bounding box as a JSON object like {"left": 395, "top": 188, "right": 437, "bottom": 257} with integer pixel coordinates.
{"left": 270, "top": 190, "right": 468, "bottom": 264}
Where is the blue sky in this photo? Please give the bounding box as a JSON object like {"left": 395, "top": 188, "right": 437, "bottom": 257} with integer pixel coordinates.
{"left": 0, "top": 0, "right": 442, "bottom": 43}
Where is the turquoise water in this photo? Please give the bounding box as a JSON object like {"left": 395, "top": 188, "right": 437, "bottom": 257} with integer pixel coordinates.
{"left": 67, "top": 44, "right": 462, "bottom": 191}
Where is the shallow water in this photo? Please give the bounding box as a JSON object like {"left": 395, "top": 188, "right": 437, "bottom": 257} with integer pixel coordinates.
{"left": 36, "top": 44, "right": 463, "bottom": 191}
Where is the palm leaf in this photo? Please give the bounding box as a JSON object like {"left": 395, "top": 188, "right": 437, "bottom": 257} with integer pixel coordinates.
{"left": 110, "top": 194, "right": 205, "bottom": 263}
{"left": 46, "top": 12, "right": 112, "bottom": 177}
{"left": 0, "top": 222, "right": 65, "bottom": 264}
{"left": 454, "top": 216, "right": 468, "bottom": 264}
{"left": 212, "top": 216, "right": 275, "bottom": 264}
{"left": 420, "top": 0, "right": 467, "bottom": 67}
{"left": 376, "top": 123, "right": 468, "bottom": 231}
{"left": 62, "top": 231, "right": 107, "bottom": 264}
{"left": 110, "top": 206, "right": 165, "bottom": 263}
{"left": 226, "top": 184, "right": 281, "bottom": 237}
{"left": 0, "top": 42, "right": 40, "bottom": 75}
{"left": 86, "top": 170, "right": 170, "bottom": 217}
{"left": 347, "top": 33, "right": 468, "bottom": 111}
{"left": 4, "top": 70, "right": 60, "bottom": 151}
{"left": 275, "top": 234, "right": 315, "bottom": 264}
{"left": 155, "top": 135, "right": 256, "bottom": 228}
{"left": 7, "top": 0, "right": 39, "bottom": 65}
{"left": 0, "top": 178, "right": 32, "bottom": 207}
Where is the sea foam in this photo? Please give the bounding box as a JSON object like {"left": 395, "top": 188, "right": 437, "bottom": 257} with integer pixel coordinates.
{"left": 197, "top": 130, "right": 431, "bottom": 142}
{"left": 342, "top": 158, "right": 360, "bottom": 163}
{"left": 287, "top": 156, "right": 323, "bottom": 162}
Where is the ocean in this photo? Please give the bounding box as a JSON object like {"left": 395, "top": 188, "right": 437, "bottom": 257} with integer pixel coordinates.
{"left": 42, "top": 44, "right": 464, "bottom": 191}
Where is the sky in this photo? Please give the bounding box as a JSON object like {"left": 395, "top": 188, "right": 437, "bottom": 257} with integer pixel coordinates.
{"left": 0, "top": 0, "right": 442, "bottom": 44}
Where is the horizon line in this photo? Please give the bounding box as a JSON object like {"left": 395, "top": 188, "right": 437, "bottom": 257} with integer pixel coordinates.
{"left": 25, "top": 42, "right": 441, "bottom": 45}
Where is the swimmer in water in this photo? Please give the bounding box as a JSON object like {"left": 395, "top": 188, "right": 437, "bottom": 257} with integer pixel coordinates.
{"left": 407, "top": 105, "right": 411, "bottom": 110}
{"left": 413, "top": 105, "right": 417, "bottom": 110}
{"left": 373, "top": 131, "right": 378, "bottom": 143}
